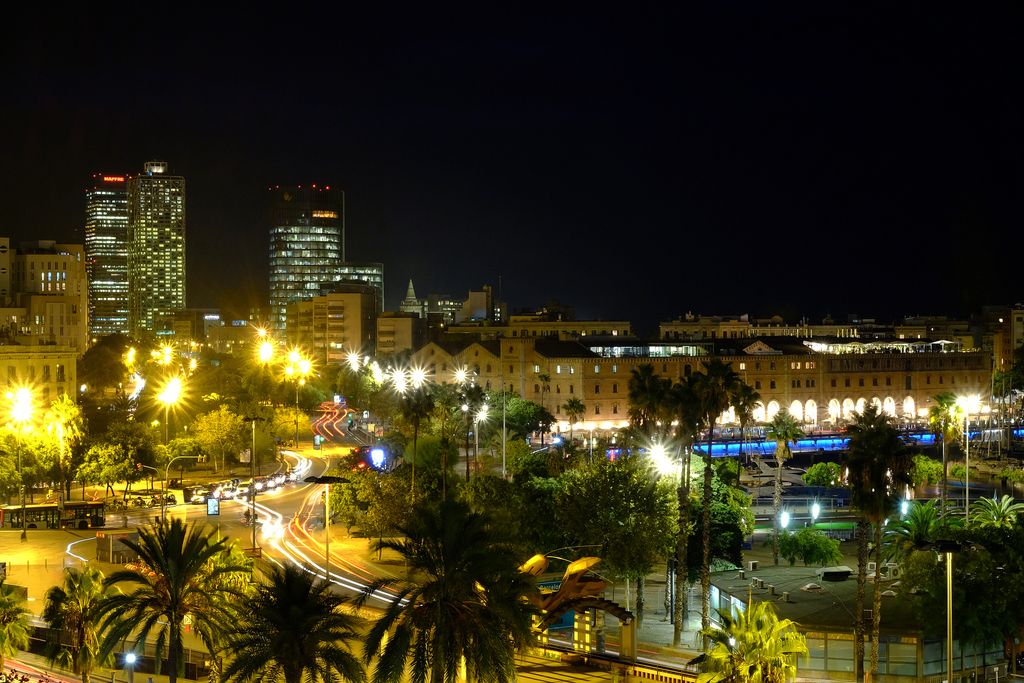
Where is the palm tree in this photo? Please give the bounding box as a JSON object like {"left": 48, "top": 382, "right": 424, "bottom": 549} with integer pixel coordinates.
{"left": 460, "top": 383, "right": 486, "bottom": 480}
{"left": 628, "top": 364, "right": 671, "bottom": 437}
{"left": 971, "top": 494, "right": 1024, "bottom": 530}
{"left": 692, "top": 359, "right": 742, "bottom": 635}
{"left": 400, "top": 385, "right": 435, "bottom": 496}
{"left": 562, "top": 397, "right": 586, "bottom": 443}
{"left": 733, "top": 383, "right": 762, "bottom": 478}
{"left": 359, "top": 500, "right": 536, "bottom": 683}
{"left": 430, "top": 384, "right": 462, "bottom": 501}
{"left": 536, "top": 372, "right": 551, "bottom": 417}
{"left": 0, "top": 581, "right": 31, "bottom": 671}
{"left": 221, "top": 564, "right": 364, "bottom": 683}
{"left": 45, "top": 394, "right": 86, "bottom": 500}
{"left": 697, "top": 601, "right": 807, "bottom": 683}
{"left": 845, "top": 405, "right": 913, "bottom": 681}
{"left": 666, "top": 375, "right": 702, "bottom": 646}
{"left": 766, "top": 411, "right": 804, "bottom": 566}
{"left": 928, "top": 392, "right": 959, "bottom": 516}
{"left": 98, "top": 520, "right": 249, "bottom": 683}
{"left": 883, "top": 499, "right": 949, "bottom": 564}
{"left": 43, "top": 566, "right": 117, "bottom": 683}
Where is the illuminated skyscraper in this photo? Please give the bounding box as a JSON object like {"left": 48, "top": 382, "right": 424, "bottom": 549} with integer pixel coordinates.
{"left": 84, "top": 173, "right": 129, "bottom": 336}
{"left": 127, "top": 161, "right": 186, "bottom": 336}
{"left": 268, "top": 185, "right": 345, "bottom": 332}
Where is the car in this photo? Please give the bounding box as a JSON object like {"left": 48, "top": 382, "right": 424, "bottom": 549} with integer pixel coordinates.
{"left": 190, "top": 488, "right": 210, "bottom": 504}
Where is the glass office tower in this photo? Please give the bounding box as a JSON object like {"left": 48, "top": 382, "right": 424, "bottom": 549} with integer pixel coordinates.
{"left": 85, "top": 173, "right": 130, "bottom": 336}
{"left": 127, "top": 161, "right": 186, "bottom": 336}
{"left": 268, "top": 185, "right": 345, "bottom": 332}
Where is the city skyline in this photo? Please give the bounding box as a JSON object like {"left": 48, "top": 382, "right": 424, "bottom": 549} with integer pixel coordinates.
{"left": 3, "top": 6, "right": 1022, "bottom": 334}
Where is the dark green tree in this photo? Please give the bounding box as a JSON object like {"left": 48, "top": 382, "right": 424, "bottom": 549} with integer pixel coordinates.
{"left": 692, "top": 359, "right": 743, "bottom": 635}
{"left": 221, "top": 564, "right": 365, "bottom": 683}
{"left": 558, "top": 456, "right": 676, "bottom": 627}
{"left": 802, "top": 461, "right": 842, "bottom": 487}
{"left": 42, "top": 566, "right": 116, "bottom": 683}
{"left": 98, "top": 520, "right": 249, "bottom": 683}
{"left": 359, "top": 500, "right": 536, "bottom": 683}
{"left": 399, "top": 385, "right": 435, "bottom": 493}
{"left": 846, "top": 405, "right": 914, "bottom": 680}
{"left": 766, "top": 411, "right": 804, "bottom": 566}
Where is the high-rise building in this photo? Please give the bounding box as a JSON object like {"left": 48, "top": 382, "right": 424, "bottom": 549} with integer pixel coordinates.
{"left": 127, "top": 161, "right": 186, "bottom": 336}
{"left": 268, "top": 185, "right": 345, "bottom": 332}
{"left": 85, "top": 173, "right": 129, "bottom": 337}
{"left": 337, "top": 262, "right": 384, "bottom": 313}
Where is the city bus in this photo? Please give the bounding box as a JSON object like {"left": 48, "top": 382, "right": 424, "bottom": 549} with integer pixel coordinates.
{"left": 0, "top": 501, "right": 106, "bottom": 529}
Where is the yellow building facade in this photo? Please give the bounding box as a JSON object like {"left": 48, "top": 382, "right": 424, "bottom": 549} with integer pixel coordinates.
{"left": 411, "top": 336, "right": 990, "bottom": 434}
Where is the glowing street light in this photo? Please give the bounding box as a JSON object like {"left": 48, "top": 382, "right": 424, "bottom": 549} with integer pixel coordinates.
{"left": 346, "top": 351, "right": 362, "bottom": 373}
{"left": 650, "top": 442, "right": 677, "bottom": 477}
{"left": 157, "top": 376, "right": 183, "bottom": 444}
{"left": 124, "top": 651, "right": 137, "bottom": 683}
{"left": 285, "top": 350, "right": 313, "bottom": 447}
{"left": 956, "top": 394, "right": 981, "bottom": 522}
{"left": 258, "top": 340, "right": 275, "bottom": 364}
{"left": 811, "top": 501, "right": 821, "bottom": 523}
{"left": 474, "top": 403, "right": 489, "bottom": 465}
{"left": 410, "top": 367, "right": 427, "bottom": 389}
{"left": 391, "top": 369, "right": 408, "bottom": 394}
{"left": 780, "top": 510, "right": 791, "bottom": 530}
{"left": 453, "top": 367, "right": 468, "bottom": 384}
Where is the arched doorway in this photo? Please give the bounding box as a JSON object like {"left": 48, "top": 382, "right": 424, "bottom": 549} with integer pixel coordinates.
{"left": 903, "top": 396, "right": 916, "bottom": 419}
{"left": 805, "top": 399, "right": 818, "bottom": 425}
{"left": 842, "top": 398, "right": 856, "bottom": 420}
{"left": 789, "top": 400, "right": 804, "bottom": 422}
{"left": 882, "top": 397, "right": 897, "bottom": 418}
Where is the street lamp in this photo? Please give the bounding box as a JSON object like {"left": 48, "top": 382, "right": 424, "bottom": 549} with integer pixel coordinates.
{"left": 474, "top": 403, "right": 488, "bottom": 467}
{"left": 157, "top": 376, "right": 183, "bottom": 444}
{"left": 305, "top": 475, "right": 349, "bottom": 583}
{"left": 811, "top": 501, "right": 821, "bottom": 523}
{"left": 162, "top": 455, "right": 202, "bottom": 522}
{"left": 124, "top": 651, "right": 137, "bottom": 683}
{"left": 285, "top": 350, "right": 312, "bottom": 448}
{"left": 956, "top": 394, "right": 980, "bottom": 522}
{"left": 7, "top": 387, "right": 34, "bottom": 541}
{"left": 780, "top": 510, "right": 791, "bottom": 530}
{"left": 243, "top": 415, "right": 265, "bottom": 553}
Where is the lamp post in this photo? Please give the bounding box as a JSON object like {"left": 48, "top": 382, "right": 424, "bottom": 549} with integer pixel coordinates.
{"left": 474, "top": 404, "right": 488, "bottom": 469}
{"left": 8, "top": 387, "right": 33, "bottom": 541}
{"left": 957, "top": 395, "right": 980, "bottom": 522}
{"left": 162, "top": 455, "right": 201, "bottom": 522}
{"left": 243, "top": 416, "right": 265, "bottom": 553}
{"left": 124, "top": 651, "right": 137, "bottom": 683}
{"left": 305, "top": 475, "right": 349, "bottom": 583}
{"left": 286, "top": 351, "right": 311, "bottom": 448}
{"left": 157, "top": 376, "right": 183, "bottom": 444}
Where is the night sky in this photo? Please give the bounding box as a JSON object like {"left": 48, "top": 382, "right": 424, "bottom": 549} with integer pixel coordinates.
{"left": 3, "top": 6, "right": 1020, "bottom": 335}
